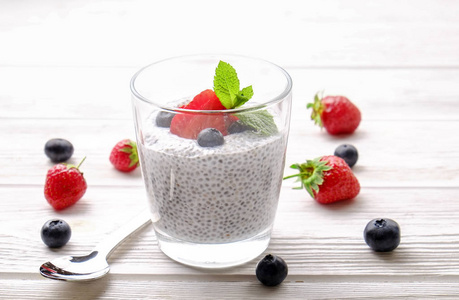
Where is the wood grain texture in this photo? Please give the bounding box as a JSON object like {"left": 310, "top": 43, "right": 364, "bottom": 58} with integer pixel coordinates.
{"left": 2, "top": 67, "right": 459, "bottom": 121}
{"left": 1, "top": 276, "right": 459, "bottom": 300}
{"left": 2, "top": 186, "right": 459, "bottom": 277}
{"left": 1, "top": 0, "right": 459, "bottom": 298}
{"left": 1, "top": 0, "right": 459, "bottom": 68}
{"left": 3, "top": 119, "right": 458, "bottom": 187}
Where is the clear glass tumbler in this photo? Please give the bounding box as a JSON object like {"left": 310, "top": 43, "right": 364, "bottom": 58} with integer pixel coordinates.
{"left": 130, "top": 55, "right": 292, "bottom": 268}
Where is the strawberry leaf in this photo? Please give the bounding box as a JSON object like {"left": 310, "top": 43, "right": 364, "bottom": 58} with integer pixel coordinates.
{"left": 119, "top": 141, "right": 139, "bottom": 167}
{"left": 307, "top": 92, "right": 325, "bottom": 128}
{"left": 283, "top": 157, "right": 332, "bottom": 198}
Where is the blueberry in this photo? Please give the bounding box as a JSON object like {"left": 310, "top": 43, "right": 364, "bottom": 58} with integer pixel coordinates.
{"left": 334, "top": 144, "right": 358, "bottom": 167}
{"left": 364, "top": 218, "right": 400, "bottom": 252}
{"left": 44, "top": 138, "right": 74, "bottom": 162}
{"left": 255, "top": 254, "right": 288, "bottom": 286}
{"left": 228, "top": 120, "right": 253, "bottom": 134}
{"left": 41, "top": 219, "right": 72, "bottom": 248}
{"left": 197, "top": 128, "right": 224, "bottom": 147}
{"left": 155, "top": 111, "right": 175, "bottom": 128}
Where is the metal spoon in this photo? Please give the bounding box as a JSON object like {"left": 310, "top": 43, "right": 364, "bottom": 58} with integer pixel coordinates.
{"left": 39, "top": 210, "right": 152, "bottom": 281}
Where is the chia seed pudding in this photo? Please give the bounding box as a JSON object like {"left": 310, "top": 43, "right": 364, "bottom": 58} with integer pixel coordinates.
{"left": 139, "top": 112, "right": 287, "bottom": 244}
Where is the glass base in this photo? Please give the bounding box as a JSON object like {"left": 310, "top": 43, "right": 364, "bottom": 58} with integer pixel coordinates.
{"left": 154, "top": 227, "right": 272, "bottom": 269}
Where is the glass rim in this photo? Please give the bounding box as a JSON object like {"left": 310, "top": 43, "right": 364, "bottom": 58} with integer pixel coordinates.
{"left": 130, "top": 54, "right": 293, "bottom": 114}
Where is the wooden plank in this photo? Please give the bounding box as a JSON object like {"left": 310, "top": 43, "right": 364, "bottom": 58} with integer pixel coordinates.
{"left": 0, "top": 1, "right": 458, "bottom": 67}
{"left": 2, "top": 67, "right": 459, "bottom": 121}
{"left": 1, "top": 1, "right": 458, "bottom": 298}
{"left": 1, "top": 186, "right": 458, "bottom": 276}
{"left": 2, "top": 0, "right": 459, "bottom": 27}
{"left": 2, "top": 118, "right": 458, "bottom": 187}
{"left": 0, "top": 66, "right": 135, "bottom": 120}
{"left": 288, "top": 69, "right": 459, "bottom": 121}
{"left": 1, "top": 275, "right": 459, "bottom": 299}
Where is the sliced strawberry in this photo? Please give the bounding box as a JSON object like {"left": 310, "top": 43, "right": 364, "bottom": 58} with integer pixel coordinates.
{"left": 225, "top": 114, "right": 239, "bottom": 125}
{"left": 170, "top": 113, "right": 228, "bottom": 139}
{"left": 184, "top": 89, "right": 226, "bottom": 110}
{"left": 170, "top": 89, "right": 228, "bottom": 139}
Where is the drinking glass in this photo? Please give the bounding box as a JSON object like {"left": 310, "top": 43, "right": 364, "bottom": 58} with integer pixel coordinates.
{"left": 130, "top": 55, "right": 292, "bottom": 268}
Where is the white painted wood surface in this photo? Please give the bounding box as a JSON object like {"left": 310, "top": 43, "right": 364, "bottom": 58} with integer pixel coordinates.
{"left": 1, "top": 0, "right": 459, "bottom": 299}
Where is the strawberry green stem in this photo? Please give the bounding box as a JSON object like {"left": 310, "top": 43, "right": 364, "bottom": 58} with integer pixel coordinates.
{"left": 76, "top": 156, "right": 86, "bottom": 169}
{"left": 283, "top": 157, "right": 332, "bottom": 198}
{"left": 306, "top": 92, "right": 325, "bottom": 128}
{"left": 64, "top": 156, "right": 86, "bottom": 170}
{"left": 120, "top": 140, "right": 139, "bottom": 168}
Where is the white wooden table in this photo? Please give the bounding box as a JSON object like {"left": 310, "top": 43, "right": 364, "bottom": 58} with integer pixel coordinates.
{"left": 1, "top": 0, "right": 459, "bottom": 298}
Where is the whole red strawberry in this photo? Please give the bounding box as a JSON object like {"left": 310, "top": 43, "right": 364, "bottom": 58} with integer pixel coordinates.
{"left": 307, "top": 93, "right": 361, "bottom": 135}
{"left": 283, "top": 155, "right": 360, "bottom": 204}
{"left": 109, "top": 139, "right": 139, "bottom": 172}
{"left": 44, "top": 157, "right": 87, "bottom": 210}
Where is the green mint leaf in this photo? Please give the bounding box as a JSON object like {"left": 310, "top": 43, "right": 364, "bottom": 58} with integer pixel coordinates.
{"left": 236, "top": 110, "right": 278, "bottom": 136}
{"left": 234, "top": 94, "right": 249, "bottom": 108}
{"left": 233, "top": 85, "right": 253, "bottom": 108}
{"left": 240, "top": 85, "right": 254, "bottom": 99}
{"left": 213, "top": 61, "right": 254, "bottom": 109}
{"left": 213, "top": 61, "right": 240, "bottom": 109}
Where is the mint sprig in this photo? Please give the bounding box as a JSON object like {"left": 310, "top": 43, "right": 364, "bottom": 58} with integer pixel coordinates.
{"left": 213, "top": 60, "right": 278, "bottom": 136}
{"left": 213, "top": 61, "right": 253, "bottom": 109}
{"left": 236, "top": 110, "right": 278, "bottom": 136}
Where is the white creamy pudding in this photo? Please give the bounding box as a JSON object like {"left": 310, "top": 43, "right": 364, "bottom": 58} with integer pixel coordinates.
{"left": 139, "top": 113, "right": 287, "bottom": 244}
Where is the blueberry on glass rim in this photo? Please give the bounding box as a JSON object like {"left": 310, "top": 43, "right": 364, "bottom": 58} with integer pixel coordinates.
{"left": 364, "top": 218, "right": 401, "bottom": 252}
{"left": 334, "top": 144, "right": 358, "bottom": 168}
{"left": 197, "top": 128, "right": 224, "bottom": 147}
{"left": 41, "top": 219, "right": 72, "bottom": 248}
{"left": 44, "top": 138, "right": 74, "bottom": 163}
{"left": 256, "top": 254, "right": 288, "bottom": 286}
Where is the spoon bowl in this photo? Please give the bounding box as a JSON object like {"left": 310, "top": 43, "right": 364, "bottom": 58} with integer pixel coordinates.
{"left": 40, "top": 251, "right": 110, "bottom": 281}
{"left": 39, "top": 210, "right": 151, "bottom": 281}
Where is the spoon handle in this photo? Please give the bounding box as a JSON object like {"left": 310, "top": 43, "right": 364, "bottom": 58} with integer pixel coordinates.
{"left": 94, "top": 209, "right": 152, "bottom": 258}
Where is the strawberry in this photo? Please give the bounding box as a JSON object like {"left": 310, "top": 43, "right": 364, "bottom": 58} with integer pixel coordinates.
{"left": 170, "top": 89, "right": 228, "bottom": 139}
{"left": 307, "top": 93, "right": 361, "bottom": 135}
{"left": 183, "top": 89, "right": 226, "bottom": 110}
{"left": 283, "top": 155, "right": 360, "bottom": 204}
{"left": 44, "top": 157, "right": 87, "bottom": 210}
{"left": 109, "top": 139, "right": 139, "bottom": 172}
{"left": 170, "top": 113, "right": 228, "bottom": 140}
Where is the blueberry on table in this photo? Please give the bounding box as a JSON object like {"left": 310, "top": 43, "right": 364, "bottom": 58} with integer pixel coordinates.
{"left": 334, "top": 144, "right": 358, "bottom": 167}
{"left": 364, "top": 218, "right": 401, "bottom": 252}
{"left": 256, "top": 254, "right": 288, "bottom": 286}
{"left": 41, "top": 219, "right": 72, "bottom": 248}
{"left": 44, "top": 138, "right": 74, "bottom": 162}
{"left": 155, "top": 111, "right": 175, "bottom": 128}
{"left": 197, "top": 128, "right": 224, "bottom": 147}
